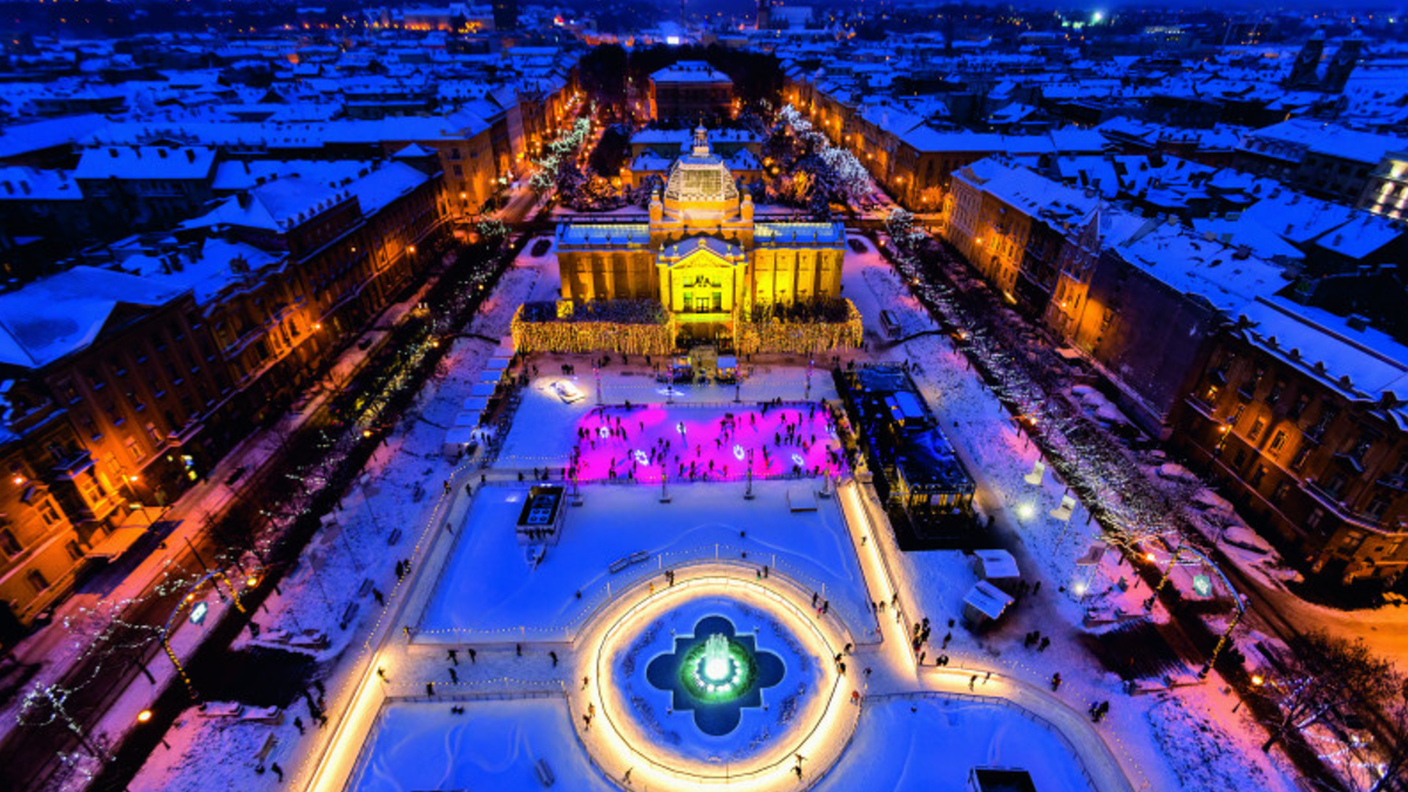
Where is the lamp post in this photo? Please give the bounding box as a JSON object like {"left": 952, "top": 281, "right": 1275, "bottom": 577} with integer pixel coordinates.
{"left": 137, "top": 709, "right": 171, "bottom": 749}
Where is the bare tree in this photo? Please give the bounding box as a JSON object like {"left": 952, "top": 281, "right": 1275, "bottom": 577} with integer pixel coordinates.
{"left": 1261, "top": 632, "right": 1397, "bottom": 755}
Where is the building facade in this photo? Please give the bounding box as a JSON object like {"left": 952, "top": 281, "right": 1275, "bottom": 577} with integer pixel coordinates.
{"left": 555, "top": 129, "right": 845, "bottom": 347}
{"left": 1175, "top": 298, "right": 1408, "bottom": 586}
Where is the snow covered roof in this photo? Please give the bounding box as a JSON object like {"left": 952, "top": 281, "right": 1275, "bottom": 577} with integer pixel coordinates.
{"left": 346, "top": 161, "right": 429, "bottom": 215}
{"left": 0, "top": 113, "right": 107, "bottom": 160}
{"left": 115, "top": 238, "right": 279, "bottom": 305}
{"left": 184, "top": 176, "right": 350, "bottom": 233}
{"left": 755, "top": 222, "right": 846, "bottom": 246}
{"left": 211, "top": 159, "right": 372, "bottom": 192}
{"left": 1114, "top": 220, "right": 1289, "bottom": 314}
{"left": 0, "top": 267, "right": 188, "bottom": 368}
{"left": 1237, "top": 297, "right": 1408, "bottom": 425}
{"left": 556, "top": 223, "right": 651, "bottom": 247}
{"left": 74, "top": 145, "right": 217, "bottom": 181}
{"left": 1241, "top": 119, "right": 1408, "bottom": 165}
{"left": 661, "top": 236, "right": 743, "bottom": 263}
{"left": 651, "top": 60, "right": 732, "bottom": 84}
{"left": 0, "top": 166, "right": 82, "bottom": 202}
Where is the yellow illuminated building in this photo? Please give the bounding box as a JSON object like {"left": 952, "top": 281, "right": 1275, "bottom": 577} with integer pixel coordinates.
{"left": 555, "top": 128, "right": 847, "bottom": 345}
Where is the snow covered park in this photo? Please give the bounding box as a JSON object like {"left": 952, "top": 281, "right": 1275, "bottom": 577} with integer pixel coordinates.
{"left": 127, "top": 231, "right": 1308, "bottom": 792}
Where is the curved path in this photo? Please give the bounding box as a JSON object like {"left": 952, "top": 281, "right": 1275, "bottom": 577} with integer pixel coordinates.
{"left": 303, "top": 474, "right": 1144, "bottom": 792}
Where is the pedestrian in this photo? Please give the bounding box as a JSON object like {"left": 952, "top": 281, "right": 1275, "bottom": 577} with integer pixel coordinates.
{"left": 583, "top": 713, "right": 592, "bottom": 731}
{"left": 395, "top": 560, "right": 405, "bottom": 579}
{"left": 942, "top": 631, "right": 952, "bottom": 649}
{"left": 969, "top": 675, "right": 978, "bottom": 691}
{"left": 624, "top": 768, "right": 632, "bottom": 785}
{"left": 516, "top": 643, "right": 522, "bottom": 657}
{"left": 468, "top": 647, "right": 477, "bottom": 663}
{"left": 449, "top": 667, "right": 459, "bottom": 684}
{"left": 372, "top": 588, "right": 384, "bottom": 606}
{"left": 844, "top": 642, "right": 852, "bottom": 654}
{"left": 583, "top": 676, "right": 590, "bottom": 690}
{"left": 864, "top": 667, "right": 872, "bottom": 677}
{"left": 984, "top": 670, "right": 991, "bottom": 683}
{"left": 1050, "top": 673, "right": 1062, "bottom": 692}
{"left": 1039, "top": 637, "right": 1050, "bottom": 652}
{"left": 293, "top": 716, "right": 305, "bottom": 734}
{"left": 838, "top": 661, "right": 846, "bottom": 675}
{"left": 449, "top": 649, "right": 458, "bottom": 665}
{"left": 1033, "top": 581, "right": 1041, "bottom": 595}
{"left": 851, "top": 690, "right": 860, "bottom": 704}
{"left": 426, "top": 682, "right": 435, "bottom": 696}
{"left": 822, "top": 600, "right": 829, "bottom": 614}
{"left": 550, "top": 651, "right": 558, "bottom": 667}
{"left": 812, "top": 592, "right": 819, "bottom": 607}
{"left": 919, "top": 651, "right": 926, "bottom": 664}
{"left": 377, "top": 667, "right": 388, "bottom": 681}
{"left": 271, "top": 762, "right": 284, "bottom": 782}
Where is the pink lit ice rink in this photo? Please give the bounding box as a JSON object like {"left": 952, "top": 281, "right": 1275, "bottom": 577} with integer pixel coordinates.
{"left": 569, "top": 404, "right": 846, "bottom": 484}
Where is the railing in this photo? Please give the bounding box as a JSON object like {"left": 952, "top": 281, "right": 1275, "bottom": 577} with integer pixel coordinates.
{"left": 584, "top": 571, "right": 862, "bottom": 787}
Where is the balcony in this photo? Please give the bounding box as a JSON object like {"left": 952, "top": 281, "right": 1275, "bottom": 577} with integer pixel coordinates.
{"left": 49, "top": 448, "right": 94, "bottom": 480}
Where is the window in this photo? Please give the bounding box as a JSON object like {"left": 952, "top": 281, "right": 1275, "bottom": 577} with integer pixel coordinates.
{"left": 66, "top": 540, "right": 84, "bottom": 561}
{"left": 1248, "top": 418, "right": 1265, "bottom": 441}
{"left": 1307, "top": 508, "right": 1325, "bottom": 532}
{"left": 0, "top": 528, "right": 20, "bottom": 557}
{"left": 1233, "top": 448, "right": 1247, "bottom": 468}
{"left": 1204, "top": 384, "right": 1221, "bottom": 404}
{"left": 1272, "top": 481, "right": 1291, "bottom": 502}
{"left": 1290, "top": 394, "right": 1310, "bottom": 419}
{"left": 26, "top": 569, "right": 49, "bottom": 595}
{"left": 38, "top": 502, "right": 60, "bottom": 526}
{"left": 1269, "top": 430, "right": 1287, "bottom": 455}
{"left": 1250, "top": 466, "right": 1267, "bottom": 488}
{"left": 1323, "top": 473, "right": 1348, "bottom": 498}
{"left": 1267, "top": 381, "right": 1285, "bottom": 405}
{"left": 1292, "top": 446, "right": 1312, "bottom": 471}
{"left": 1366, "top": 497, "right": 1390, "bottom": 521}
{"left": 1347, "top": 433, "right": 1372, "bottom": 465}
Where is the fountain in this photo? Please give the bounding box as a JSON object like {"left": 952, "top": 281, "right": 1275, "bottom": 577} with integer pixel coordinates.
{"left": 646, "top": 615, "right": 785, "bottom": 736}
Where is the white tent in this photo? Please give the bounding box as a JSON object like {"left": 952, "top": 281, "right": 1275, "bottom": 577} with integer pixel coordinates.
{"left": 973, "top": 550, "right": 1021, "bottom": 593}
{"left": 962, "top": 581, "right": 1014, "bottom": 626}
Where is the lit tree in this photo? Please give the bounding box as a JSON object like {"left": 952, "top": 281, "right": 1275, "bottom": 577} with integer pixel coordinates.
{"left": 1257, "top": 632, "right": 1396, "bottom": 756}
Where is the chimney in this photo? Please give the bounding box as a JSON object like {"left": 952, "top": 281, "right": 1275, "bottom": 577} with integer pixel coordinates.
{"left": 237, "top": 192, "right": 253, "bottom": 210}
{"left": 158, "top": 148, "right": 168, "bottom": 159}
{"left": 185, "top": 149, "right": 196, "bottom": 164}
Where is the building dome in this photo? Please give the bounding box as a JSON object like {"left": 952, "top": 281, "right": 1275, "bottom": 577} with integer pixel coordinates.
{"left": 663, "top": 127, "right": 740, "bottom": 208}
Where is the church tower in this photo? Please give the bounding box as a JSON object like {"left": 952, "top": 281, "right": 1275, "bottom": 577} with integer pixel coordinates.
{"left": 1286, "top": 30, "right": 1325, "bottom": 89}
{"left": 1322, "top": 31, "right": 1364, "bottom": 93}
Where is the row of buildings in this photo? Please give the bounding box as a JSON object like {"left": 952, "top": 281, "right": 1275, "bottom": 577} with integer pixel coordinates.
{"left": 773, "top": 30, "right": 1408, "bottom": 589}
{"left": 0, "top": 33, "right": 582, "bottom": 632}
{"left": 939, "top": 156, "right": 1408, "bottom": 589}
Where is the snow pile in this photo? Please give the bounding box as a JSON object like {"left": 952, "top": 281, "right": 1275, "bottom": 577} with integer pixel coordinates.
{"left": 1145, "top": 694, "right": 1273, "bottom": 791}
